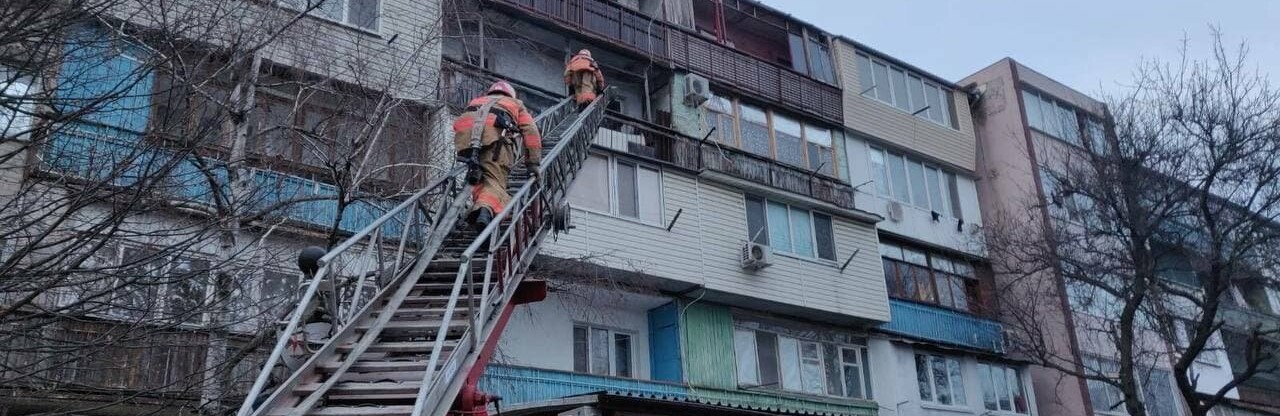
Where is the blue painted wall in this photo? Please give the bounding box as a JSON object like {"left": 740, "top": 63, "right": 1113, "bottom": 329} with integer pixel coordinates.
{"left": 647, "top": 302, "right": 683, "bottom": 383}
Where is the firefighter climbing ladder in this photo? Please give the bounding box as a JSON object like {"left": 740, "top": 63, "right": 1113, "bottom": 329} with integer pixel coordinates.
{"left": 236, "top": 89, "right": 615, "bottom": 416}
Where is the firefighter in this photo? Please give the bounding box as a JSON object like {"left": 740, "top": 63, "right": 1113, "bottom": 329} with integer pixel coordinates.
{"left": 452, "top": 81, "right": 543, "bottom": 230}
{"left": 564, "top": 49, "right": 605, "bottom": 107}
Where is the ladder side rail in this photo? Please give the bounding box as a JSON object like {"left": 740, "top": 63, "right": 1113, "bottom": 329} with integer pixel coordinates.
{"left": 236, "top": 165, "right": 464, "bottom": 416}
{"left": 414, "top": 89, "right": 616, "bottom": 416}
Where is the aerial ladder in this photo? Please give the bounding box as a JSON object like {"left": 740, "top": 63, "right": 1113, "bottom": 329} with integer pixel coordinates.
{"left": 236, "top": 89, "right": 615, "bottom": 416}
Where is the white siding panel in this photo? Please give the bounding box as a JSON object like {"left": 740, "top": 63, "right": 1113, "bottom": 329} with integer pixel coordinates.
{"left": 547, "top": 167, "right": 890, "bottom": 322}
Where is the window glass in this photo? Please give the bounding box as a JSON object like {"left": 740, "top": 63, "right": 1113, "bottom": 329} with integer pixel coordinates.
{"left": 756, "top": 332, "right": 780, "bottom": 387}
{"left": 569, "top": 154, "right": 610, "bottom": 212}
{"left": 807, "top": 39, "right": 836, "bottom": 84}
{"left": 779, "top": 336, "right": 802, "bottom": 391}
{"left": 902, "top": 76, "right": 923, "bottom": 113}
{"left": 856, "top": 55, "right": 875, "bottom": 95}
{"left": 347, "top": 0, "right": 381, "bottom": 30}
{"left": 790, "top": 208, "right": 815, "bottom": 257}
{"left": 707, "top": 94, "right": 737, "bottom": 146}
{"left": 806, "top": 125, "right": 834, "bottom": 174}
{"left": 814, "top": 213, "right": 835, "bottom": 261}
{"left": 745, "top": 195, "right": 768, "bottom": 244}
{"left": 1142, "top": 368, "right": 1178, "bottom": 416}
{"left": 841, "top": 347, "right": 864, "bottom": 399}
{"left": 1, "top": 74, "right": 32, "bottom": 140}
{"left": 890, "top": 68, "right": 910, "bottom": 111}
{"left": 907, "top": 159, "right": 929, "bottom": 208}
{"left": 735, "top": 329, "right": 760, "bottom": 385}
{"left": 925, "top": 166, "right": 944, "bottom": 213}
{"left": 590, "top": 327, "right": 610, "bottom": 375}
{"left": 773, "top": 113, "right": 805, "bottom": 167}
{"left": 980, "top": 364, "right": 998, "bottom": 410}
{"left": 888, "top": 153, "right": 909, "bottom": 201}
{"left": 573, "top": 326, "right": 589, "bottom": 372}
{"left": 767, "top": 201, "right": 792, "bottom": 253}
{"left": 932, "top": 355, "right": 952, "bottom": 404}
{"left": 614, "top": 333, "right": 632, "bottom": 377}
{"left": 947, "top": 173, "right": 963, "bottom": 218}
{"left": 617, "top": 161, "right": 639, "bottom": 218}
{"left": 872, "top": 62, "right": 891, "bottom": 102}
{"left": 788, "top": 33, "right": 809, "bottom": 75}
{"left": 638, "top": 166, "right": 662, "bottom": 224}
{"left": 869, "top": 148, "right": 889, "bottom": 195}
{"left": 1023, "top": 90, "right": 1044, "bottom": 131}
{"left": 739, "top": 104, "right": 771, "bottom": 156}
{"left": 800, "top": 342, "right": 825, "bottom": 395}
{"left": 915, "top": 354, "right": 933, "bottom": 402}
{"left": 949, "top": 358, "right": 967, "bottom": 405}
{"left": 924, "top": 83, "right": 945, "bottom": 124}
{"left": 1088, "top": 118, "right": 1108, "bottom": 154}
{"left": 1059, "top": 103, "right": 1082, "bottom": 145}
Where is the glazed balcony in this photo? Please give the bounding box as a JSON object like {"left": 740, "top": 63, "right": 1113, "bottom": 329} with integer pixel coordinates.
{"left": 484, "top": 0, "right": 844, "bottom": 125}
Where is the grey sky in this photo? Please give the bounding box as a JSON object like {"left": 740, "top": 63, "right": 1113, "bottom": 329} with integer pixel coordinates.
{"left": 758, "top": 0, "right": 1280, "bottom": 98}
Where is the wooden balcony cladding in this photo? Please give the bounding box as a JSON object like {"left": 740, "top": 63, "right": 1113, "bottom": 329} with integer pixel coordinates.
{"left": 598, "top": 114, "right": 855, "bottom": 209}
{"left": 487, "top": 0, "right": 844, "bottom": 124}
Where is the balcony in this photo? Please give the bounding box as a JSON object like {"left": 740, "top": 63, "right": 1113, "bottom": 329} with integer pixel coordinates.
{"left": 879, "top": 299, "right": 1005, "bottom": 353}
{"left": 485, "top": 0, "right": 843, "bottom": 124}
{"left": 40, "top": 124, "right": 401, "bottom": 235}
{"left": 1221, "top": 305, "right": 1280, "bottom": 339}
{"left": 597, "top": 114, "right": 855, "bottom": 209}
{"left": 479, "top": 365, "right": 877, "bottom": 415}
{"left": 441, "top": 62, "right": 855, "bottom": 209}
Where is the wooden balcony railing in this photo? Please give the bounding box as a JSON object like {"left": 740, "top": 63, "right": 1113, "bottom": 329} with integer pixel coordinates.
{"left": 596, "top": 114, "right": 856, "bottom": 209}
{"left": 487, "top": 0, "right": 844, "bottom": 124}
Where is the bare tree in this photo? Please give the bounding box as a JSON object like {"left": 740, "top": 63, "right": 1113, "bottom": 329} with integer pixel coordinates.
{"left": 987, "top": 31, "right": 1280, "bottom": 416}
{"left": 0, "top": 0, "right": 447, "bottom": 414}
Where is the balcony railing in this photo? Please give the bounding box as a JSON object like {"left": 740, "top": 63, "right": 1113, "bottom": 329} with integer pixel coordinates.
{"left": 1222, "top": 305, "right": 1280, "bottom": 341}
{"left": 479, "top": 365, "right": 877, "bottom": 415}
{"left": 40, "top": 124, "right": 404, "bottom": 235}
{"left": 597, "top": 114, "right": 856, "bottom": 209}
{"left": 879, "top": 299, "right": 1005, "bottom": 353}
{"left": 487, "top": 0, "right": 843, "bottom": 124}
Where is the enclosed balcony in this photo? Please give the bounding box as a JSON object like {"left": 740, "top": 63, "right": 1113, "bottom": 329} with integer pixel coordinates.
{"left": 484, "top": 0, "right": 843, "bottom": 125}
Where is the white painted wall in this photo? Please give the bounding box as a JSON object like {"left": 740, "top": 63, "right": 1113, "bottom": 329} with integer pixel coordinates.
{"left": 868, "top": 338, "right": 1040, "bottom": 416}
{"left": 546, "top": 164, "right": 891, "bottom": 323}
{"left": 845, "top": 134, "right": 985, "bottom": 257}
{"left": 493, "top": 287, "right": 666, "bottom": 380}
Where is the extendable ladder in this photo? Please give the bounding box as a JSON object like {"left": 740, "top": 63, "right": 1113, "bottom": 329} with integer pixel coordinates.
{"left": 237, "top": 89, "right": 615, "bottom": 416}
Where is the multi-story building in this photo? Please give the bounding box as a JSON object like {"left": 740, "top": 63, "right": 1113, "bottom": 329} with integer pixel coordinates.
{"left": 437, "top": 1, "right": 1033, "bottom": 415}
{"left": 836, "top": 41, "right": 1035, "bottom": 416}
{"left": 0, "top": 0, "right": 446, "bottom": 413}
{"left": 962, "top": 58, "right": 1280, "bottom": 416}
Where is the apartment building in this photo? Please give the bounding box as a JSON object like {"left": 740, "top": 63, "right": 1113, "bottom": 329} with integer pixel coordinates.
{"left": 440, "top": 0, "right": 895, "bottom": 415}
{"left": 0, "top": 0, "right": 444, "bottom": 413}
{"left": 962, "top": 58, "right": 1280, "bottom": 416}
{"left": 835, "top": 40, "right": 1035, "bottom": 416}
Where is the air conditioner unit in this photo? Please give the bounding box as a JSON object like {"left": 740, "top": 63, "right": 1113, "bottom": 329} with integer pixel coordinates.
{"left": 740, "top": 242, "right": 773, "bottom": 271}
{"left": 683, "top": 73, "right": 711, "bottom": 107}
{"left": 887, "top": 200, "right": 904, "bottom": 222}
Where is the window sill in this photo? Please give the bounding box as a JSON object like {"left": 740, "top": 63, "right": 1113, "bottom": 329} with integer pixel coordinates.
{"left": 919, "top": 402, "right": 976, "bottom": 414}
{"left": 274, "top": 3, "right": 384, "bottom": 38}
{"left": 857, "top": 93, "right": 958, "bottom": 131}
{"left": 771, "top": 250, "right": 838, "bottom": 268}
{"left": 571, "top": 206, "right": 666, "bottom": 230}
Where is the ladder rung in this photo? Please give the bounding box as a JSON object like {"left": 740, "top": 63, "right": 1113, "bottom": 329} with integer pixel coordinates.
{"left": 336, "top": 340, "right": 456, "bottom": 353}
{"left": 296, "top": 381, "right": 421, "bottom": 395}
{"left": 318, "top": 358, "right": 444, "bottom": 373}
{"left": 301, "top": 405, "right": 413, "bottom": 416}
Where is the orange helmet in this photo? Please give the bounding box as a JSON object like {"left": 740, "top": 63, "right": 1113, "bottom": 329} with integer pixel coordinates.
{"left": 576, "top": 49, "right": 592, "bottom": 58}
{"left": 487, "top": 81, "right": 516, "bottom": 99}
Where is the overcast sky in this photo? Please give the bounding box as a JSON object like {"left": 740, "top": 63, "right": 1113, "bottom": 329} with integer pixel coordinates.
{"left": 758, "top": 0, "right": 1280, "bottom": 98}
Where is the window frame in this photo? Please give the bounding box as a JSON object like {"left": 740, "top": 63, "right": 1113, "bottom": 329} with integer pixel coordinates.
{"left": 915, "top": 353, "right": 967, "bottom": 407}
{"left": 744, "top": 195, "right": 837, "bottom": 261}
{"left": 733, "top": 326, "right": 871, "bottom": 400}
{"left": 278, "top": 0, "right": 383, "bottom": 33}
{"left": 572, "top": 323, "right": 636, "bottom": 378}
{"left": 1022, "top": 88, "right": 1085, "bottom": 146}
{"left": 856, "top": 53, "right": 955, "bottom": 129}
{"left": 1083, "top": 356, "right": 1181, "bottom": 416}
{"left": 1, "top": 68, "right": 35, "bottom": 141}
{"left": 569, "top": 152, "right": 666, "bottom": 226}
{"left": 979, "top": 362, "right": 1031, "bottom": 414}
{"left": 880, "top": 240, "right": 980, "bottom": 312}
{"left": 868, "top": 146, "right": 964, "bottom": 219}
{"left": 703, "top": 92, "right": 839, "bottom": 176}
